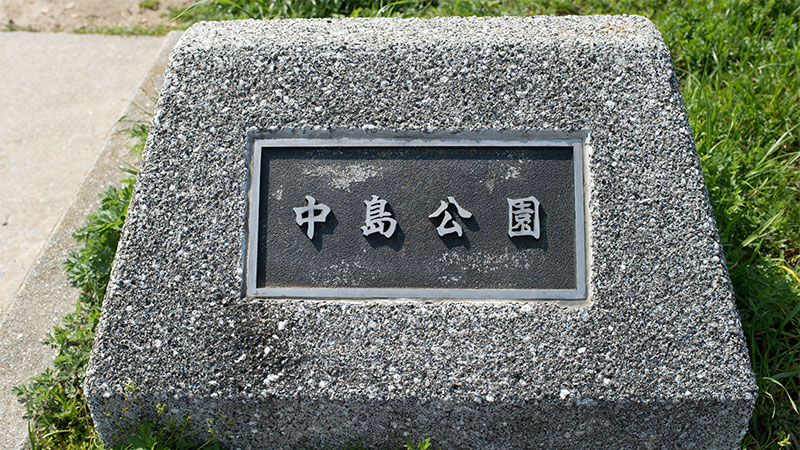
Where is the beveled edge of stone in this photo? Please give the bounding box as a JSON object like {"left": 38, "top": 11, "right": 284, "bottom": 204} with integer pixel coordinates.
{"left": 85, "top": 17, "right": 756, "bottom": 448}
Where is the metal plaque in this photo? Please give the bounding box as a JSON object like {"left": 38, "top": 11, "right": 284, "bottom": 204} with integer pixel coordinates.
{"left": 245, "top": 135, "right": 588, "bottom": 300}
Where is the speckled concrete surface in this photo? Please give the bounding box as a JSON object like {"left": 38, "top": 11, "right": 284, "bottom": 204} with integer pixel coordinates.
{"left": 85, "top": 17, "right": 755, "bottom": 448}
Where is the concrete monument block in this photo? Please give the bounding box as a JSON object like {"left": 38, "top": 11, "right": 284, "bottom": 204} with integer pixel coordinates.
{"left": 85, "top": 17, "right": 755, "bottom": 448}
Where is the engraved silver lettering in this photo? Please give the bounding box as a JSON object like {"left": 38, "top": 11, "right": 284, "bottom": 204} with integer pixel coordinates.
{"left": 293, "top": 195, "right": 331, "bottom": 239}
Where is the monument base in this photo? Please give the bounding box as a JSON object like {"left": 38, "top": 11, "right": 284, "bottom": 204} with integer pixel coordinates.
{"left": 85, "top": 17, "right": 755, "bottom": 448}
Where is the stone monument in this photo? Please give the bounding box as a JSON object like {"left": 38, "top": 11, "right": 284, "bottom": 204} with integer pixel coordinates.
{"left": 85, "top": 16, "right": 756, "bottom": 448}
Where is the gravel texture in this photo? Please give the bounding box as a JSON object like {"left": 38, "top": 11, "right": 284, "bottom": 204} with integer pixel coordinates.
{"left": 85, "top": 17, "right": 756, "bottom": 448}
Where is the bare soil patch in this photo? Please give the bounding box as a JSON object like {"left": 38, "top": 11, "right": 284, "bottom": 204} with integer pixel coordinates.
{"left": 1, "top": 0, "right": 191, "bottom": 32}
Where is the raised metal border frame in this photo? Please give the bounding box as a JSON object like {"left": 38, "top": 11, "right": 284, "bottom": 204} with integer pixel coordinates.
{"left": 245, "top": 133, "right": 588, "bottom": 300}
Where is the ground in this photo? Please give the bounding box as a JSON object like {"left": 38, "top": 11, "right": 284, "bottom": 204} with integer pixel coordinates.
{"left": 0, "top": 0, "right": 190, "bottom": 32}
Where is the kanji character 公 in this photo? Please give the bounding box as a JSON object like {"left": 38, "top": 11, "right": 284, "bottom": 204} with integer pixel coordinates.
{"left": 429, "top": 196, "right": 473, "bottom": 237}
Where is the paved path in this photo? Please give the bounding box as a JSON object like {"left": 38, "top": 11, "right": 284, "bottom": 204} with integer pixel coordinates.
{"left": 0, "top": 32, "right": 163, "bottom": 315}
{"left": 0, "top": 0, "right": 189, "bottom": 33}
{"left": 0, "top": 31, "right": 167, "bottom": 448}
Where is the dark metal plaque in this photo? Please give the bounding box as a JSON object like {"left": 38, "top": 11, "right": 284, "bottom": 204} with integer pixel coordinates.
{"left": 245, "top": 136, "right": 587, "bottom": 300}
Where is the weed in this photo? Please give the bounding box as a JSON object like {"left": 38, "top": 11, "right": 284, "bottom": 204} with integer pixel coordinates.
{"left": 169, "top": 0, "right": 438, "bottom": 22}
{"left": 124, "top": 123, "right": 150, "bottom": 159}
{"left": 11, "top": 113, "right": 147, "bottom": 446}
{"left": 405, "top": 438, "right": 432, "bottom": 450}
{"left": 112, "top": 397, "right": 223, "bottom": 450}
{"left": 72, "top": 24, "right": 178, "bottom": 36}
{"left": 12, "top": 178, "right": 133, "bottom": 448}
{"left": 139, "top": 0, "right": 160, "bottom": 10}
{"left": 2, "top": 21, "right": 39, "bottom": 32}
{"left": 122, "top": 422, "right": 219, "bottom": 450}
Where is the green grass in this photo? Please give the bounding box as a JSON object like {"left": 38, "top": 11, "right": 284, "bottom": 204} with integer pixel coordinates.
{"left": 139, "top": 0, "right": 161, "bottom": 10}
{"left": 14, "top": 0, "right": 799, "bottom": 448}
{"left": 72, "top": 24, "right": 178, "bottom": 36}
{"left": 13, "top": 173, "right": 133, "bottom": 448}
{"left": 673, "top": 3, "right": 800, "bottom": 446}
{"left": 2, "top": 22, "right": 39, "bottom": 32}
{"left": 12, "top": 122, "right": 139, "bottom": 448}
{"left": 168, "top": 0, "right": 432, "bottom": 21}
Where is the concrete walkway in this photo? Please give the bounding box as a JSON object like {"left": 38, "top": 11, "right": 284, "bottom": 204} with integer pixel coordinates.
{"left": 0, "top": 32, "right": 164, "bottom": 315}
{"left": 0, "top": 31, "right": 168, "bottom": 448}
